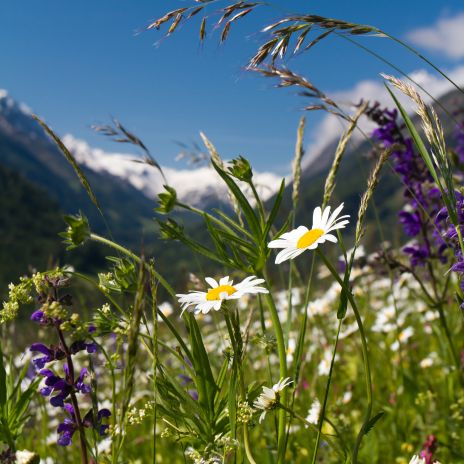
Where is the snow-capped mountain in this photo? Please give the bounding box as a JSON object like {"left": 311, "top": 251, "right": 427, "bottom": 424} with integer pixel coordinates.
{"left": 62, "top": 135, "right": 283, "bottom": 208}
{"left": 0, "top": 88, "right": 282, "bottom": 211}
{"left": 0, "top": 89, "right": 156, "bottom": 245}
{"left": 0, "top": 89, "right": 43, "bottom": 139}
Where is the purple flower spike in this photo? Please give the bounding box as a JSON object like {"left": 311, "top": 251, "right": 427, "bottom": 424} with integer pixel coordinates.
{"left": 30, "top": 343, "right": 65, "bottom": 369}
{"left": 399, "top": 211, "right": 421, "bottom": 237}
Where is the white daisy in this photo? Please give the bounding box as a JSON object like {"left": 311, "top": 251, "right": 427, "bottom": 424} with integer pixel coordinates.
{"left": 305, "top": 398, "right": 321, "bottom": 426}
{"left": 176, "top": 275, "right": 268, "bottom": 315}
{"left": 268, "top": 203, "right": 349, "bottom": 264}
{"left": 253, "top": 377, "right": 293, "bottom": 423}
{"left": 409, "top": 456, "right": 425, "bottom": 464}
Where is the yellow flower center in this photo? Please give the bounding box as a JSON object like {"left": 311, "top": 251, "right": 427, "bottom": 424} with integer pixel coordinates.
{"left": 296, "top": 228, "right": 324, "bottom": 249}
{"left": 206, "top": 285, "right": 237, "bottom": 301}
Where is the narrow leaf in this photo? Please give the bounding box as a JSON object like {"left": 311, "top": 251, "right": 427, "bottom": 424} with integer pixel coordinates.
{"left": 33, "top": 115, "right": 102, "bottom": 214}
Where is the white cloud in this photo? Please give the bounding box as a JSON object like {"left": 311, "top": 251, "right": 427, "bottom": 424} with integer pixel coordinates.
{"left": 303, "top": 65, "right": 464, "bottom": 170}
{"left": 407, "top": 13, "right": 464, "bottom": 59}
{"left": 62, "top": 135, "right": 283, "bottom": 207}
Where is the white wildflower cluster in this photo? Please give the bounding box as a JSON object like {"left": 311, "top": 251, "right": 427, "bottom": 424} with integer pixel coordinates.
{"left": 185, "top": 447, "right": 222, "bottom": 464}
{"left": 127, "top": 401, "right": 155, "bottom": 425}
{"left": 237, "top": 401, "right": 254, "bottom": 424}
{"left": 409, "top": 456, "right": 441, "bottom": 464}
{"left": 15, "top": 450, "right": 39, "bottom": 464}
{"left": 305, "top": 399, "right": 321, "bottom": 426}
{"left": 215, "top": 434, "right": 239, "bottom": 453}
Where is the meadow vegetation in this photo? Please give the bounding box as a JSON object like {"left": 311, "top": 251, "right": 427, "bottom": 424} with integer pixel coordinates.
{"left": 1, "top": 3, "right": 463, "bottom": 463}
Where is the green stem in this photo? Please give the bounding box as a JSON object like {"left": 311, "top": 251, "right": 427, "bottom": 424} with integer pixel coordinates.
{"left": 436, "top": 302, "right": 461, "bottom": 374}
{"left": 249, "top": 180, "right": 266, "bottom": 226}
{"left": 380, "top": 30, "right": 464, "bottom": 97}
{"left": 151, "top": 272, "right": 159, "bottom": 464}
{"left": 338, "top": 33, "right": 459, "bottom": 124}
{"left": 316, "top": 250, "right": 372, "bottom": 463}
{"left": 243, "top": 424, "right": 258, "bottom": 464}
{"left": 89, "top": 233, "right": 194, "bottom": 362}
{"left": 456, "top": 227, "right": 464, "bottom": 263}
{"left": 56, "top": 327, "right": 89, "bottom": 464}
{"left": 311, "top": 320, "right": 342, "bottom": 464}
{"left": 224, "top": 308, "right": 258, "bottom": 464}
{"left": 261, "top": 272, "right": 288, "bottom": 464}
{"left": 278, "top": 404, "right": 344, "bottom": 458}
{"left": 89, "top": 233, "right": 175, "bottom": 297}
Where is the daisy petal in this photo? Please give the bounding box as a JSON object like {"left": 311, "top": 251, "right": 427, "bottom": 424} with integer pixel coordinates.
{"left": 312, "top": 207, "right": 322, "bottom": 228}
{"left": 205, "top": 277, "right": 218, "bottom": 288}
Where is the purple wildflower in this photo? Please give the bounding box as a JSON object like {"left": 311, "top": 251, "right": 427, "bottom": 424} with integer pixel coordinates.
{"left": 57, "top": 404, "right": 111, "bottom": 447}
{"left": 27, "top": 273, "right": 107, "bottom": 455}
{"left": 30, "top": 343, "right": 66, "bottom": 369}
{"left": 368, "top": 102, "right": 450, "bottom": 269}
{"left": 420, "top": 434, "right": 438, "bottom": 464}
{"left": 399, "top": 211, "right": 422, "bottom": 237}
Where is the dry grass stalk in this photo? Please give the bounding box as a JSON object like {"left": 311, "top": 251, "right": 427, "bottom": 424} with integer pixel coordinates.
{"left": 249, "top": 65, "right": 348, "bottom": 120}
{"left": 250, "top": 15, "right": 375, "bottom": 67}
{"left": 93, "top": 119, "right": 167, "bottom": 183}
{"left": 381, "top": 74, "right": 447, "bottom": 161}
{"left": 147, "top": 2, "right": 261, "bottom": 44}
{"left": 355, "top": 145, "right": 397, "bottom": 245}
{"left": 292, "top": 116, "right": 306, "bottom": 207}
{"left": 200, "top": 132, "right": 244, "bottom": 225}
{"left": 323, "top": 101, "right": 368, "bottom": 208}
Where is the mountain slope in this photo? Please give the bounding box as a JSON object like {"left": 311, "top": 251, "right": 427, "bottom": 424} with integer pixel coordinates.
{"left": 273, "top": 88, "right": 464, "bottom": 248}
{"left": 0, "top": 163, "right": 63, "bottom": 288}
{"left": 0, "top": 92, "right": 157, "bottom": 246}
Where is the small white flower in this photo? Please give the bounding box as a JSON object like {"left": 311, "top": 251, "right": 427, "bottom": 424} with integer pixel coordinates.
{"left": 158, "top": 301, "right": 173, "bottom": 318}
{"left": 409, "top": 456, "right": 425, "bottom": 464}
{"left": 391, "top": 327, "right": 414, "bottom": 352}
{"left": 408, "top": 455, "right": 441, "bottom": 464}
{"left": 305, "top": 399, "right": 321, "bottom": 426}
{"left": 16, "top": 450, "right": 39, "bottom": 464}
{"left": 342, "top": 390, "right": 353, "bottom": 404}
{"left": 268, "top": 203, "right": 349, "bottom": 264}
{"left": 176, "top": 275, "right": 268, "bottom": 315}
{"left": 419, "top": 352, "right": 438, "bottom": 368}
{"left": 254, "top": 377, "right": 293, "bottom": 422}
{"left": 318, "top": 349, "right": 338, "bottom": 376}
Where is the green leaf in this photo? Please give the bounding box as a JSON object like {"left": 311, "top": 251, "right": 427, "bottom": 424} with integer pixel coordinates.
{"left": 185, "top": 314, "right": 218, "bottom": 422}
{"left": 156, "top": 185, "right": 178, "bottom": 214}
{"left": 60, "top": 212, "right": 91, "bottom": 250}
{"left": 386, "top": 87, "right": 439, "bottom": 183}
{"left": 337, "top": 268, "right": 351, "bottom": 319}
{"left": 262, "top": 178, "right": 285, "bottom": 242}
{"left": 212, "top": 161, "right": 262, "bottom": 240}
{"left": 387, "top": 86, "right": 458, "bottom": 224}
{"left": 228, "top": 155, "right": 253, "bottom": 182}
{"left": 157, "top": 219, "right": 227, "bottom": 266}
{"left": 227, "top": 365, "right": 238, "bottom": 440}
{"left": 204, "top": 215, "right": 229, "bottom": 261}
{"left": 212, "top": 209, "right": 256, "bottom": 241}
{"left": 33, "top": 115, "right": 103, "bottom": 215}
{"left": 364, "top": 411, "right": 385, "bottom": 435}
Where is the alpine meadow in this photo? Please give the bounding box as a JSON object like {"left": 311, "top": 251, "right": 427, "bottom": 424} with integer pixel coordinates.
{"left": 2, "top": 2, "right": 464, "bottom": 464}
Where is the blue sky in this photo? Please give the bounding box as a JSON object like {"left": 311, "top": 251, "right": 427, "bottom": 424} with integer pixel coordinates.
{"left": 1, "top": 0, "right": 464, "bottom": 173}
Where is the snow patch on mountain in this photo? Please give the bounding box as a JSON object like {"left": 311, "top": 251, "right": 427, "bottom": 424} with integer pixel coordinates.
{"left": 62, "top": 135, "right": 284, "bottom": 207}
{"left": 303, "top": 65, "right": 464, "bottom": 170}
